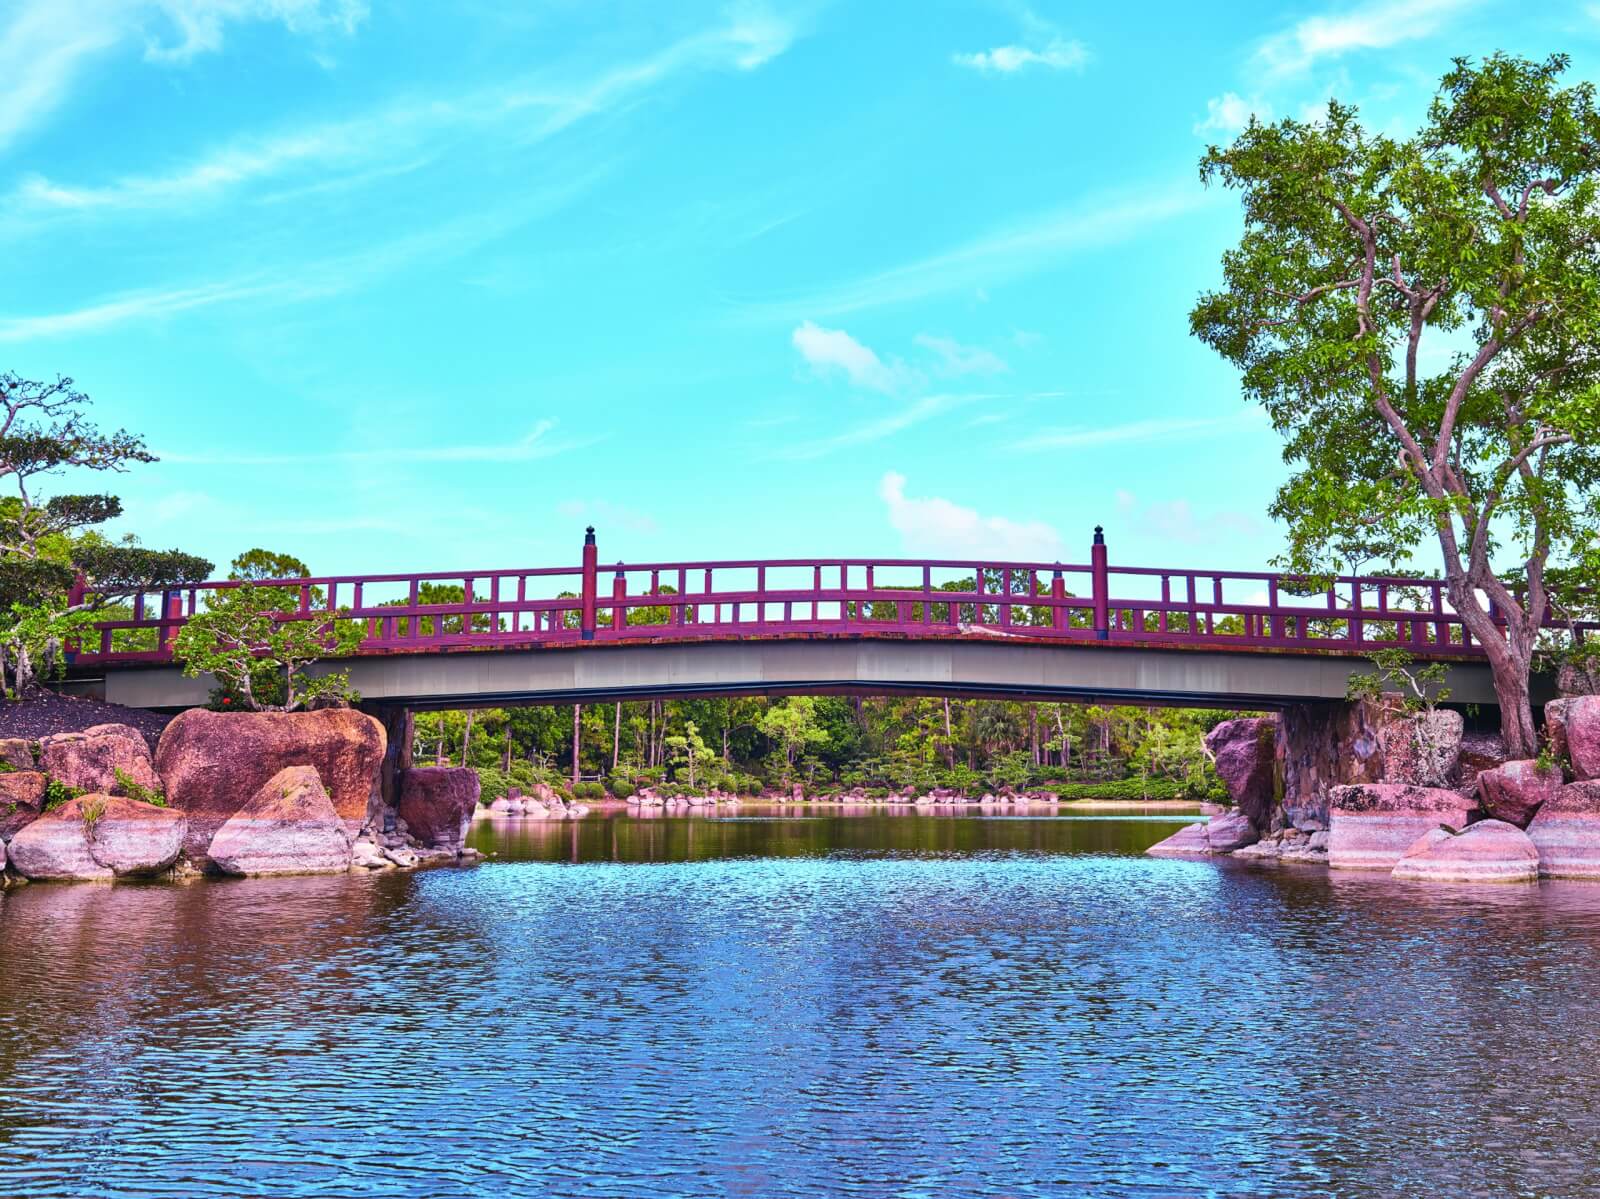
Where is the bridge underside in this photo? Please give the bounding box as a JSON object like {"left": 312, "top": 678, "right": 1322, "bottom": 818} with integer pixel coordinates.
{"left": 79, "top": 636, "right": 1515, "bottom": 713}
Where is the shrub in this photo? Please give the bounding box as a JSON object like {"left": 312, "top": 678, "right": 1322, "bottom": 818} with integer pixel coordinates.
{"left": 608, "top": 779, "right": 636, "bottom": 800}
{"left": 114, "top": 767, "right": 167, "bottom": 808}
{"left": 42, "top": 778, "right": 82, "bottom": 812}
{"left": 572, "top": 780, "right": 606, "bottom": 800}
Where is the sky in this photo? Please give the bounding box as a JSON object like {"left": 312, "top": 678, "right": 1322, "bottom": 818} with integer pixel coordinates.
{"left": 2, "top": 0, "right": 1598, "bottom": 581}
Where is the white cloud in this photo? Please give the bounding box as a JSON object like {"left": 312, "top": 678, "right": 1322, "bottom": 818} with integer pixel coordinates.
{"left": 1255, "top": 0, "right": 1477, "bottom": 76}
{"left": 749, "top": 182, "right": 1208, "bottom": 319}
{"left": 953, "top": 39, "right": 1088, "bottom": 74}
{"left": 879, "top": 471, "right": 1063, "bottom": 560}
{"left": 0, "top": 0, "right": 366, "bottom": 152}
{"left": 1115, "top": 491, "right": 1265, "bottom": 545}
{"left": 791, "top": 320, "right": 908, "bottom": 392}
{"left": 1194, "top": 92, "right": 1271, "bottom": 135}
{"left": 915, "top": 334, "right": 1009, "bottom": 376}
{"left": 556, "top": 499, "right": 659, "bottom": 535}
{"left": 775, "top": 394, "right": 990, "bottom": 461}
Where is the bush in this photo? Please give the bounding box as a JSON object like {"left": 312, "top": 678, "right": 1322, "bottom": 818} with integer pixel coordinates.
{"left": 1043, "top": 778, "right": 1223, "bottom": 803}
{"left": 608, "top": 779, "right": 636, "bottom": 800}
{"left": 114, "top": 767, "right": 166, "bottom": 808}
{"left": 572, "top": 780, "right": 606, "bottom": 800}
{"left": 43, "top": 778, "right": 82, "bottom": 812}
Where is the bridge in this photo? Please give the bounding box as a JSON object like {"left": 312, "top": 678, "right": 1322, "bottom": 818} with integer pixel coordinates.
{"left": 64, "top": 529, "right": 1578, "bottom": 714}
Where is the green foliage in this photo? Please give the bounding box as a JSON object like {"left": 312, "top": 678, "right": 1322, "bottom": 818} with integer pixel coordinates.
{"left": 172, "top": 581, "right": 363, "bottom": 711}
{"left": 572, "top": 780, "right": 607, "bottom": 800}
{"left": 113, "top": 766, "right": 166, "bottom": 807}
{"left": 757, "top": 697, "right": 830, "bottom": 782}
{"left": 664, "top": 719, "right": 719, "bottom": 789}
{"left": 1348, "top": 648, "right": 1452, "bottom": 713}
{"left": 608, "top": 778, "right": 636, "bottom": 800}
{"left": 79, "top": 794, "right": 106, "bottom": 832}
{"left": 43, "top": 777, "right": 82, "bottom": 811}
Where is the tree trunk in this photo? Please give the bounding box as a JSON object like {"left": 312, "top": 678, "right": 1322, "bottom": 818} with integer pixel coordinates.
{"left": 1450, "top": 580, "right": 1540, "bottom": 757}
{"left": 942, "top": 698, "right": 955, "bottom": 768}
{"left": 462, "top": 710, "right": 474, "bottom": 763}
{"left": 612, "top": 703, "right": 622, "bottom": 772}
{"left": 572, "top": 704, "right": 582, "bottom": 784}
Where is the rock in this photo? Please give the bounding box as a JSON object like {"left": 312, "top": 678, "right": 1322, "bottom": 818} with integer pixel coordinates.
{"left": 1276, "top": 699, "right": 1387, "bottom": 829}
{"left": 1204, "top": 809, "right": 1261, "bottom": 852}
{"left": 487, "top": 797, "right": 515, "bottom": 815}
{"left": 155, "top": 708, "right": 384, "bottom": 863}
{"left": 1392, "top": 819, "right": 1539, "bottom": 883}
{"left": 206, "top": 766, "right": 353, "bottom": 877}
{"left": 1527, "top": 781, "right": 1600, "bottom": 879}
{"left": 1203, "top": 717, "right": 1279, "bottom": 831}
{"left": 1146, "top": 821, "right": 1214, "bottom": 857}
{"left": 1477, "top": 760, "right": 1563, "bottom": 829}
{"left": 0, "top": 738, "right": 34, "bottom": 770}
{"left": 1558, "top": 661, "right": 1600, "bottom": 698}
{"left": 382, "top": 845, "right": 419, "bottom": 868}
{"left": 8, "top": 794, "right": 186, "bottom": 881}
{"left": 1548, "top": 696, "right": 1600, "bottom": 781}
{"left": 1454, "top": 731, "right": 1509, "bottom": 791}
{"left": 397, "top": 767, "right": 480, "bottom": 851}
{"left": 38, "top": 723, "right": 161, "bottom": 798}
{"left": 1146, "top": 811, "right": 1259, "bottom": 857}
{"left": 351, "top": 838, "right": 391, "bottom": 870}
{"left": 1327, "top": 783, "right": 1475, "bottom": 871}
{"left": 0, "top": 771, "right": 46, "bottom": 841}
{"left": 1378, "top": 706, "right": 1463, "bottom": 787}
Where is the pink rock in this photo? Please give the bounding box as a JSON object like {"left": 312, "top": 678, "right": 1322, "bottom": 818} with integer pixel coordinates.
{"left": 0, "top": 738, "right": 33, "bottom": 771}
{"left": 1391, "top": 819, "right": 1539, "bottom": 883}
{"left": 155, "top": 708, "right": 385, "bottom": 862}
{"left": 8, "top": 794, "right": 186, "bottom": 881}
{"left": 1454, "top": 731, "right": 1508, "bottom": 791}
{"left": 206, "top": 766, "right": 352, "bottom": 877}
{"left": 1327, "top": 783, "right": 1474, "bottom": 871}
{"left": 1548, "top": 696, "right": 1600, "bottom": 781}
{"left": 397, "top": 767, "right": 480, "bottom": 851}
{"left": 38, "top": 723, "right": 161, "bottom": 798}
{"left": 1203, "top": 717, "right": 1278, "bottom": 831}
{"left": 1377, "top": 706, "right": 1462, "bottom": 787}
{"left": 0, "top": 771, "right": 46, "bottom": 841}
{"left": 1203, "top": 809, "right": 1260, "bottom": 852}
{"left": 1477, "top": 760, "right": 1563, "bottom": 828}
{"left": 1527, "top": 781, "right": 1600, "bottom": 878}
{"left": 1146, "top": 821, "right": 1214, "bottom": 857}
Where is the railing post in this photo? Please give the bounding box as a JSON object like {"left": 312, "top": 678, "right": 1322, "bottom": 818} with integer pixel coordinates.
{"left": 1091, "top": 526, "right": 1109, "bottom": 640}
{"left": 1051, "top": 565, "right": 1066, "bottom": 631}
{"left": 581, "top": 527, "right": 598, "bottom": 641}
{"left": 612, "top": 564, "right": 626, "bottom": 633}
{"left": 161, "top": 591, "right": 182, "bottom": 653}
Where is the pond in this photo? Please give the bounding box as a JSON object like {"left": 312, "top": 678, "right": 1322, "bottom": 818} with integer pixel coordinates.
{"left": 3, "top": 805, "right": 1600, "bottom": 1197}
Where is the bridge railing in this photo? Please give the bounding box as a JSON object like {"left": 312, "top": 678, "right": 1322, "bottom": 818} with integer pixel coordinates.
{"left": 70, "top": 527, "right": 1594, "bottom": 665}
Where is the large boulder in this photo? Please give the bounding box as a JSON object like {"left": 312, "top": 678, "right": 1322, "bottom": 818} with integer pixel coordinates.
{"left": 7, "top": 794, "right": 186, "bottom": 881}
{"left": 1391, "top": 819, "right": 1539, "bottom": 884}
{"left": 206, "top": 766, "right": 353, "bottom": 877}
{"left": 0, "top": 738, "right": 34, "bottom": 771}
{"left": 1454, "top": 731, "right": 1509, "bottom": 792}
{"left": 38, "top": 723, "right": 161, "bottom": 798}
{"left": 1327, "top": 783, "right": 1475, "bottom": 871}
{"left": 1477, "top": 760, "right": 1563, "bottom": 829}
{"left": 0, "top": 771, "right": 46, "bottom": 841}
{"left": 1276, "top": 699, "right": 1388, "bottom": 829}
{"left": 1546, "top": 696, "right": 1600, "bottom": 781}
{"left": 1146, "top": 811, "right": 1259, "bottom": 857}
{"left": 1377, "top": 706, "right": 1463, "bottom": 787}
{"left": 155, "top": 708, "right": 385, "bottom": 861}
{"left": 1203, "top": 717, "right": 1278, "bottom": 831}
{"left": 397, "top": 767, "right": 480, "bottom": 851}
{"left": 1527, "top": 781, "right": 1600, "bottom": 879}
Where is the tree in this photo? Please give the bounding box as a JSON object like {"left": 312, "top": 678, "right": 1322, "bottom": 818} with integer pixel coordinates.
{"left": 664, "top": 719, "right": 717, "bottom": 790}
{"left": 0, "top": 374, "right": 211, "bottom": 693}
{"left": 172, "top": 582, "right": 363, "bottom": 711}
{"left": 1192, "top": 54, "right": 1600, "bottom": 755}
{"left": 757, "top": 696, "right": 830, "bottom": 782}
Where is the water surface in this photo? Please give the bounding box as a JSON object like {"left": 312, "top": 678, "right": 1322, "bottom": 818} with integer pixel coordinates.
{"left": 3, "top": 805, "right": 1600, "bottom": 1198}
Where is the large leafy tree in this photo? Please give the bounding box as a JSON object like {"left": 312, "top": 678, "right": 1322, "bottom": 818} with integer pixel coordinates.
{"left": 1191, "top": 54, "right": 1600, "bottom": 756}
{"left": 0, "top": 373, "right": 211, "bottom": 692}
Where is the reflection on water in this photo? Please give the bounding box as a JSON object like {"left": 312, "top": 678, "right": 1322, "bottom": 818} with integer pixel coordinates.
{"left": 3, "top": 807, "right": 1600, "bottom": 1198}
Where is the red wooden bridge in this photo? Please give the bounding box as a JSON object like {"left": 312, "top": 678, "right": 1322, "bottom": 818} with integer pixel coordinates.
{"left": 74, "top": 528, "right": 1574, "bottom": 667}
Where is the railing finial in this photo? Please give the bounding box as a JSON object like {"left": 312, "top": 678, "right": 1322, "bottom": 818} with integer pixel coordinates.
{"left": 1093, "top": 525, "right": 1105, "bottom": 546}
{"left": 584, "top": 526, "right": 596, "bottom": 546}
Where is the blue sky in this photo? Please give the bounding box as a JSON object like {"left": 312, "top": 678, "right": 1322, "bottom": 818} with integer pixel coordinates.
{"left": 2, "top": 0, "right": 1596, "bottom": 580}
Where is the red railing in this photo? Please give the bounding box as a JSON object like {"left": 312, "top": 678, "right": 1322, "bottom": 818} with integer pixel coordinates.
{"left": 71, "top": 526, "right": 1595, "bottom": 666}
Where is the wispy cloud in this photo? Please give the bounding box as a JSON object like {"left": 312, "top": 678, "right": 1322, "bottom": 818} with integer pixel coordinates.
{"left": 745, "top": 183, "right": 1209, "bottom": 319}
{"left": 774, "top": 394, "right": 990, "bottom": 460}
{"left": 879, "top": 471, "right": 1063, "bottom": 560}
{"left": 160, "top": 420, "right": 594, "bottom": 466}
{"left": 556, "top": 498, "right": 659, "bottom": 535}
{"left": 1009, "top": 414, "right": 1245, "bottom": 452}
{"left": 1114, "top": 489, "right": 1266, "bottom": 545}
{"left": 0, "top": 0, "right": 366, "bottom": 153}
{"left": 791, "top": 320, "right": 909, "bottom": 393}
{"left": 915, "top": 333, "right": 1008, "bottom": 376}
{"left": 1195, "top": 92, "right": 1271, "bottom": 136}
{"left": 8, "top": 6, "right": 797, "bottom": 214}
{"left": 1254, "top": 0, "right": 1477, "bottom": 77}
{"left": 953, "top": 40, "right": 1088, "bottom": 74}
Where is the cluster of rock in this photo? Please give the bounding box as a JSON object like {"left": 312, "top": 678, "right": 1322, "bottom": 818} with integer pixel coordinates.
{"left": 480, "top": 783, "right": 591, "bottom": 819}
{"left": 1149, "top": 692, "right": 1600, "bottom": 885}
{"left": 0, "top": 708, "right": 486, "bottom": 885}
{"left": 627, "top": 787, "right": 741, "bottom": 812}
